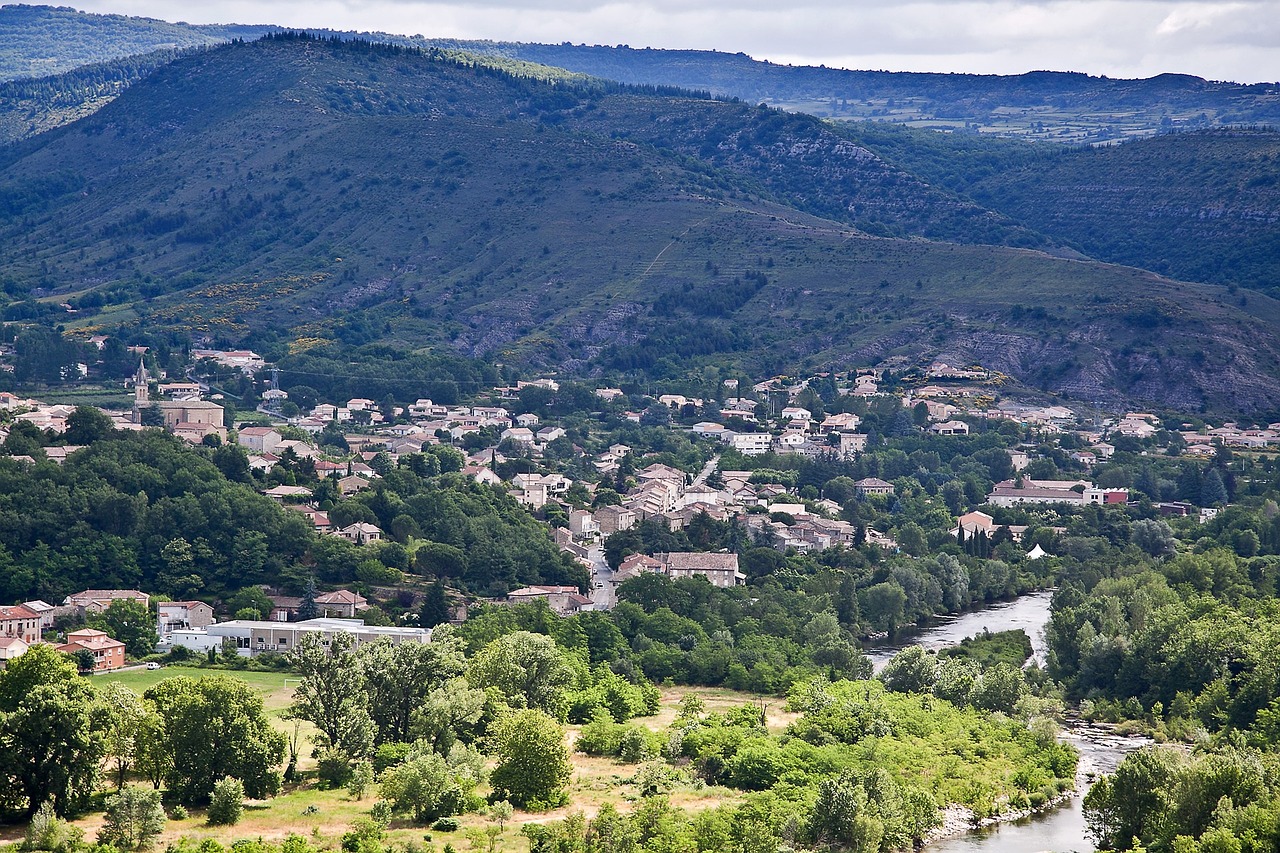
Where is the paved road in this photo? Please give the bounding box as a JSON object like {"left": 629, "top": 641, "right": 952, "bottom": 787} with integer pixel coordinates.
{"left": 587, "top": 545, "right": 616, "bottom": 609}
{"left": 692, "top": 453, "right": 721, "bottom": 486}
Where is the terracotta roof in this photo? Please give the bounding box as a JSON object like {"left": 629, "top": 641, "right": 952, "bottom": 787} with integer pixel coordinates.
{"left": 0, "top": 604, "right": 39, "bottom": 620}
{"left": 657, "top": 552, "right": 740, "bottom": 570}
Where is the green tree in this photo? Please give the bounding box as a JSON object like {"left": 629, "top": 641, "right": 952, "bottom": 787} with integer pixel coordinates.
{"left": 99, "top": 681, "right": 149, "bottom": 789}
{"left": 144, "top": 675, "right": 286, "bottom": 805}
{"left": 421, "top": 581, "right": 450, "bottom": 628}
{"left": 0, "top": 676, "right": 105, "bottom": 817}
{"left": 289, "top": 632, "right": 374, "bottom": 759}
{"left": 880, "top": 646, "right": 937, "bottom": 694}
{"left": 860, "top": 582, "right": 907, "bottom": 636}
{"left": 206, "top": 776, "right": 244, "bottom": 826}
{"left": 379, "top": 750, "right": 454, "bottom": 823}
{"left": 359, "top": 633, "right": 467, "bottom": 745}
{"left": 489, "top": 709, "right": 572, "bottom": 810}
{"left": 64, "top": 405, "right": 115, "bottom": 445}
{"left": 1201, "top": 467, "right": 1228, "bottom": 507}
{"left": 91, "top": 598, "right": 155, "bottom": 658}
{"left": 297, "top": 578, "right": 320, "bottom": 621}
{"left": 98, "top": 785, "right": 166, "bottom": 849}
{"left": 467, "top": 631, "right": 575, "bottom": 719}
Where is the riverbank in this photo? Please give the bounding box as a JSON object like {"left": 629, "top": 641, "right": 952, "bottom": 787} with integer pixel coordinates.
{"left": 923, "top": 719, "right": 1153, "bottom": 851}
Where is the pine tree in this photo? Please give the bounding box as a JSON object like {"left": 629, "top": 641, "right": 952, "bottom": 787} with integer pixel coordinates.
{"left": 420, "top": 581, "right": 449, "bottom": 629}
{"left": 1201, "top": 467, "right": 1229, "bottom": 507}
{"left": 297, "top": 578, "right": 319, "bottom": 621}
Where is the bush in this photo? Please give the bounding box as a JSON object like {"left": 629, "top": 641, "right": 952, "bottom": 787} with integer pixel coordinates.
{"left": 170, "top": 805, "right": 189, "bottom": 821}
{"left": 207, "top": 777, "right": 244, "bottom": 826}
{"left": 348, "top": 761, "right": 374, "bottom": 800}
{"left": 618, "top": 726, "right": 657, "bottom": 763}
{"left": 318, "top": 750, "right": 354, "bottom": 788}
{"left": 374, "top": 742, "right": 413, "bottom": 773}
{"left": 431, "top": 818, "right": 459, "bottom": 832}
{"left": 99, "top": 785, "right": 167, "bottom": 850}
{"left": 22, "top": 802, "right": 84, "bottom": 853}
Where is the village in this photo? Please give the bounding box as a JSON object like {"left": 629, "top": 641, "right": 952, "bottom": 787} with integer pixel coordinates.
{"left": 0, "top": 346, "right": 1256, "bottom": 669}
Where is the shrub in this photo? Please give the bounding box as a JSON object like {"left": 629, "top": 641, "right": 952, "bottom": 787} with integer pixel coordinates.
{"left": 22, "top": 802, "right": 84, "bottom": 853}
{"left": 170, "top": 805, "right": 189, "bottom": 821}
{"left": 99, "top": 785, "right": 167, "bottom": 850}
{"left": 318, "top": 750, "right": 354, "bottom": 788}
{"left": 618, "top": 726, "right": 657, "bottom": 763}
{"left": 348, "top": 761, "right": 374, "bottom": 800}
{"left": 431, "top": 818, "right": 459, "bottom": 832}
{"left": 374, "top": 742, "right": 413, "bottom": 773}
{"left": 207, "top": 777, "right": 244, "bottom": 826}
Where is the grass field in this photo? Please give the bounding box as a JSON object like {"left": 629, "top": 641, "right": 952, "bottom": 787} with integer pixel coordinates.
{"left": 17, "top": 670, "right": 770, "bottom": 852}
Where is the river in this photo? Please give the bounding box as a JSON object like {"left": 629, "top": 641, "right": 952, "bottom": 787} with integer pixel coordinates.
{"left": 865, "top": 589, "right": 1055, "bottom": 672}
{"left": 864, "top": 590, "right": 1150, "bottom": 853}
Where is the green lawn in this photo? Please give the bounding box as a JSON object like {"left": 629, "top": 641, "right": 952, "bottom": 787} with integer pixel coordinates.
{"left": 95, "top": 666, "right": 299, "bottom": 713}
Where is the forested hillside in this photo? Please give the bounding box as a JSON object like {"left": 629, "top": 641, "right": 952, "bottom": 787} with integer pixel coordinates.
{"left": 838, "top": 124, "right": 1280, "bottom": 295}
{"left": 0, "top": 4, "right": 272, "bottom": 80}
{"left": 2, "top": 35, "right": 1279, "bottom": 411}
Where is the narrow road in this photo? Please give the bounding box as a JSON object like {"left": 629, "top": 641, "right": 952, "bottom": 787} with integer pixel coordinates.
{"left": 692, "top": 453, "right": 721, "bottom": 486}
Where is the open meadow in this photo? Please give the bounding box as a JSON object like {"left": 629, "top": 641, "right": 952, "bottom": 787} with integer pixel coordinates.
{"left": 3, "top": 668, "right": 772, "bottom": 852}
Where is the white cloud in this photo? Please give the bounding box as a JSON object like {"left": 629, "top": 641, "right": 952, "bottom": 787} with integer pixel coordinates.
{"left": 70, "top": 0, "right": 1280, "bottom": 82}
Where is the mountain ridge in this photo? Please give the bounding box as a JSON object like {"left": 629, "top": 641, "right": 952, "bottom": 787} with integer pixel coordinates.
{"left": 0, "top": 35, "right": 1277, "bottom": 413}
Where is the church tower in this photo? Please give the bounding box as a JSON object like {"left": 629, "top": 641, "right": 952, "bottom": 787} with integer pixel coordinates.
{"left": 133, "top": 360, "right": 150, "bottom": 424}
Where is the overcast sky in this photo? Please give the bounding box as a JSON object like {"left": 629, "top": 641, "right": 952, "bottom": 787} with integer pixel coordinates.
{"left": 76, "top": 0, "right": 1280, "bottom": 83}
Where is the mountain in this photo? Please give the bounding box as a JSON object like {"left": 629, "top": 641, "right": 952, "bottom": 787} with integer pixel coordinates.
{"left": 0, "top": 4, "right": 274, "bottom": 80}
{"left": 824, "top": 123, "right": 1280, "bottom": 295}
{"left": 5, "top": 6, "right": 1280, "bottom": 147}
{"left": 1, "top": 34, "right": 1278, "bottom": 413}
{"left": 452, "top": 42, "right": 1280, "bottom": 143}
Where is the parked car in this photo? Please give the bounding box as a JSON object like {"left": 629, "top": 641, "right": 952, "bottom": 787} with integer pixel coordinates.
{"left": 145, "top": 662, "right": 162, "bottom": 670}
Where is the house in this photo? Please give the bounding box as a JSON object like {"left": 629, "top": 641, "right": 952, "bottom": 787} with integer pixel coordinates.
{"left": 59, "top": 629, "right": 126, "bottom": 672}
{"left": 692, "top": 422, "right": 729, "bottom": 438}
{"left": 461, "top": 464, "right": 503, "bottom": 486}
{"left": 515, "top": 413, "right": 540, "bottom": 428}
{"left": 0, "top": 636, "right": 29, "bottom": 668}
{"left": 596, "top": 388, "right": 624, "bottom": 401}
{"left": 636, "top": 464, "right": 686, "bottom": 489}
{"left": 780, "top": 406, "right": 812, "bottom": 424}
{"left": 501, "top": 427, "right": 536, "bottom": 446}
{"left": 237, "top": 426, "right": 284, "bottom": 454}
{"left": 595, "top": 505, "right": 638, "bottom": 535}
{"left": 157, "top": 601, "right": 216, "bottom": 634}
{"left": 855, "top": 478, "right": 896, "bottom": 497}
{"left": 930, "top": 420, "right": 970, "bottom": 436}
{"left": 504, "top": 586, "right": 594, "bottom": 617}
{"left": 615, "top": 553, "right": 665, "bottom": 582}
{"left": 63, "top": 589, "right": 149, "bottom": 615}
{"left": 315, "top": 590, "right": 369, "bottom": 618}
{"left": 42, "top": 445, "right": 85, "bottom": 465}
{"left": 655, "top": 552, "right": 745, "bottom": 587}
{"left": 21, "top": 599, "right": 58, "bottom": 630}
{"left": 569, "top": 509, "right": 599, "bottom": 538}
{"left": 336, "top": 522, "right": 383, "bottom": 546}
{"left": 262, "top": 484, "right": 313, "bottom": 501}
{"left": 728, "top": 432, "right": 772, "bottom": 456}
{"left": 511, "top": 473, "right": 571, "bottom": 508}
{"left": 537, "top": 426, "right": 567, "bottom": 443}
{"left": 285, "top": 504, "right": 332, "bottom": 533}
{"left": 837, "top": 432, "right": 868, "bottom": 458}
{"left": 820, "top": 413, "right": 861, "bottom": 432}
{"left": 986, "top": 479, "right": 1128, "bottom": 507}
{"left": 0, "top": 604, "right": 41, "bottom": 644}
{"left": 956, "top": 511, "right": 997, "bottom": 538}
{"left": 192, "top": 349, "right": 265, "bottom": 373}
{"left": 338, "top": 475, "right": 371, "bottom": 496}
